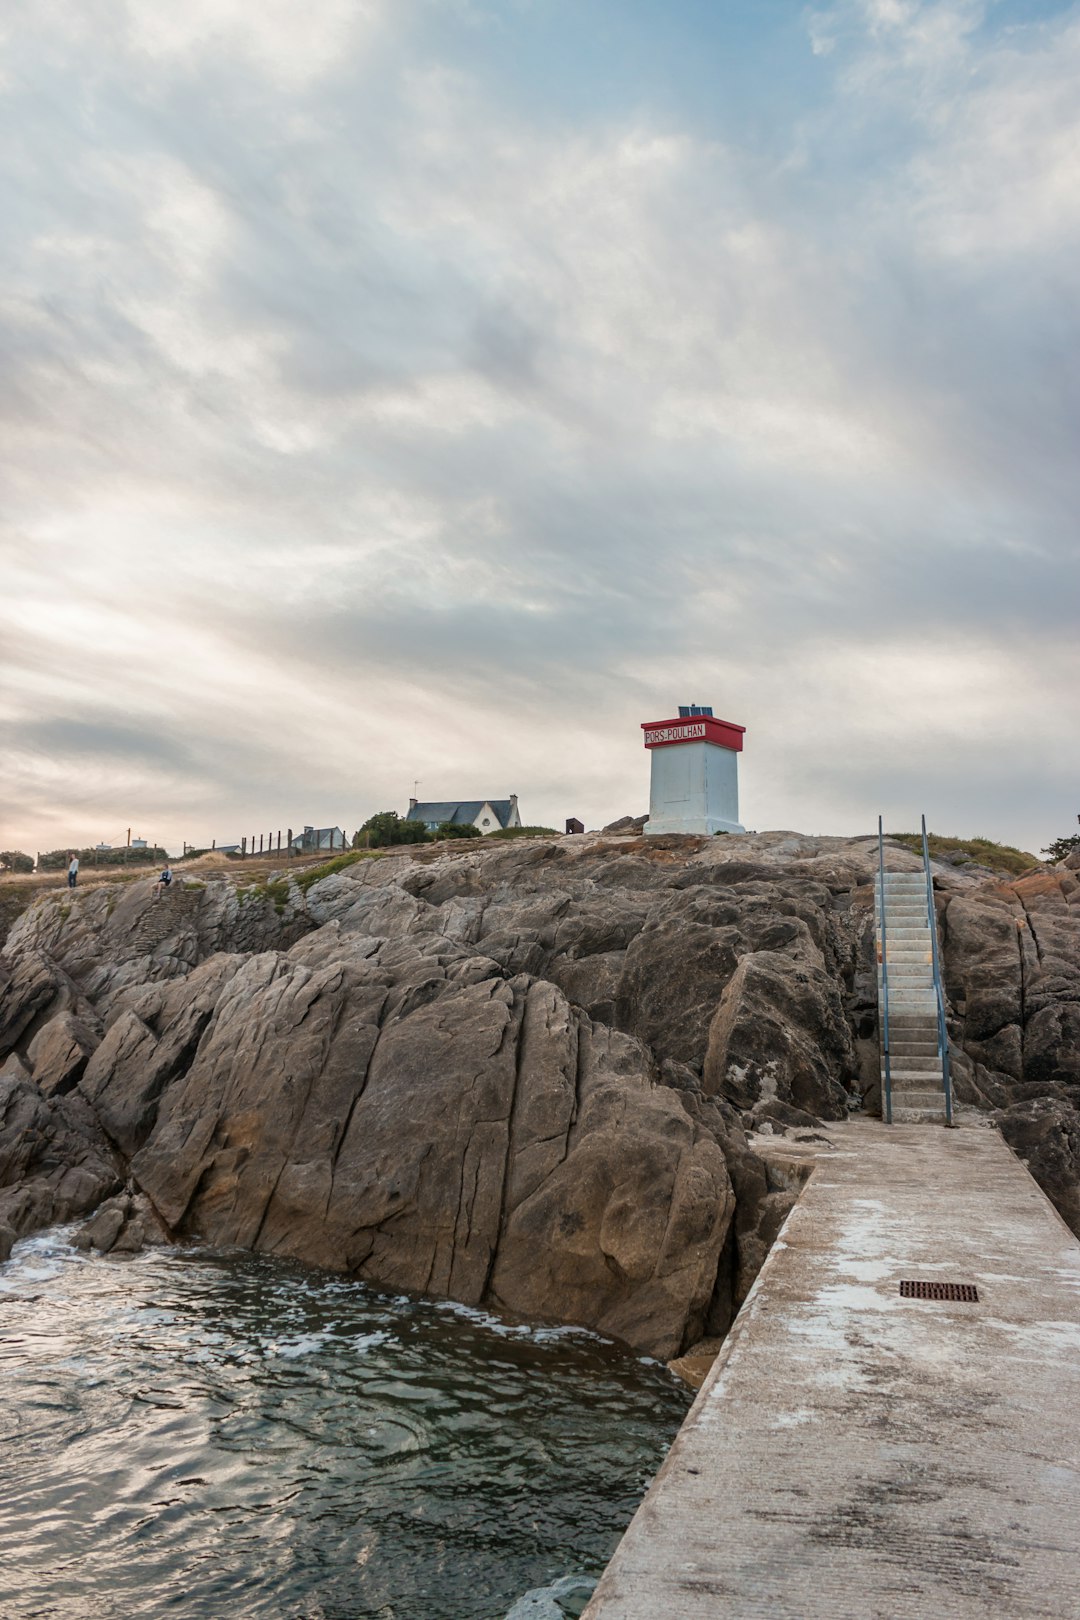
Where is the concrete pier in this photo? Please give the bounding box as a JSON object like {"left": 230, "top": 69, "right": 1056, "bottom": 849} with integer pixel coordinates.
{"left": 583, "top": 1121, "right": 1080, "bottom": 1619}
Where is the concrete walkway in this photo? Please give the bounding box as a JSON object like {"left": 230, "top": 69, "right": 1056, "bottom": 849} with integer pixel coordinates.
{"left": 583, "top": 1120, "right": 1080, "bottom": 1619}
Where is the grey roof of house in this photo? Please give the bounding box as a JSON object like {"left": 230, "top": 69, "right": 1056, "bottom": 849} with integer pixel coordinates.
{"left": 407, "top": 800, "right": 513, "bottom": 827}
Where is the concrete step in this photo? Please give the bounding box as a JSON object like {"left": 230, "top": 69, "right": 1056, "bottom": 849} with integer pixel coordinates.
{"left": 891, "top": 1105, "right": 948, "bottom": 1124}
{"left": 883, "top": 1055, "right": 942, "bottom": 1073}
{"left": 890, "top": 1042, "right": 939, "bottom": 1057}
{"left": 889, "top": 1097, "right": 947, "bottom": 1117}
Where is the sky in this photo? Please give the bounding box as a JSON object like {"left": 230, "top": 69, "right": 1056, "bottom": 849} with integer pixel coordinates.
{"left": 1, "top": 0, "right": 1078, "bottom": 858}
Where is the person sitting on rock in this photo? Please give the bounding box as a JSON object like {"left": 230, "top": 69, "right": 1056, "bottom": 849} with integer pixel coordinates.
{"left": 153, "top": 864, "right": 173, "bottom": 900}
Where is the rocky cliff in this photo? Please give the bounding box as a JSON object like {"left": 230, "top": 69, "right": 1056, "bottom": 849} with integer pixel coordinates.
{"left": 1, "top": 832, "right": 1078, "bottom": 1359}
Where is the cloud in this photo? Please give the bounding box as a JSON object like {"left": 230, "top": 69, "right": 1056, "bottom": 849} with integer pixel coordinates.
{"left": 0, "top": 0, "right": 1077, "bottom": 855}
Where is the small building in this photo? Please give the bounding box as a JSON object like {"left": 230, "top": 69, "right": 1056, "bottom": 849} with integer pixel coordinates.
{"left": 406, "top": 795, "right": 521, "bottom": 836}
{"left": 565, "top": 817, "right": 585, "bottom": 835}
{"left": 642, "top": 704, "right": 746, "bottom": 837}
{"left": 290, "top": 825, "right": 347, "bottom": 853}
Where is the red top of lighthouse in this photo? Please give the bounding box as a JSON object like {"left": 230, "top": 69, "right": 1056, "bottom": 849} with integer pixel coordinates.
{"left": 642, "top": 714, "right": 745, "bottom": 752}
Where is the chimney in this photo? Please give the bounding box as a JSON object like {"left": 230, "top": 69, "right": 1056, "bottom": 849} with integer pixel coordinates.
{"left": 409, "top": 797, "right": 418, "bottom": 812}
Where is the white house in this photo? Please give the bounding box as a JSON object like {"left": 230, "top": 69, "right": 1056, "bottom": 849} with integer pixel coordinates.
{"left": 405, "top": 796, "right": 522, "bottom": 835}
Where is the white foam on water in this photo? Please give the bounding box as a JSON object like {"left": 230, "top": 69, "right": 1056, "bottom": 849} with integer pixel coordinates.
{"left": 503, "top": 1573, "right": 596, "bottom": 1619}
{"left": 429, "top": 1296, "right": 603, "bottom": 1345}
{"left": 0, "top": 1225, "right": 83, "bottom": 1291}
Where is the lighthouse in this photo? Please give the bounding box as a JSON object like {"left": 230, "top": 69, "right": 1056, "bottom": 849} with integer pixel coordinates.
{"left": 642, "top": 704, "right": 746, "bottom": 837}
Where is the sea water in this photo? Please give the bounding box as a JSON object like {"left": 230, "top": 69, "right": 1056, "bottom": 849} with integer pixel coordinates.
{"left": 0, "top": 1231, "right": 689, "bottom": 1619}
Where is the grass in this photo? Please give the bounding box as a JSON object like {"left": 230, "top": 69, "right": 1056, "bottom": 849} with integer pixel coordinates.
{"left": 293, "top": 849, "right": 383, "bottom": 892}
{"left": 238, "top": 877, "right": 292, "bottom": 913}
{"left": 887, "top": 832, "right": 1038, "bottom": 877}
{"left": 486, "top": 826, "right": 558, "bottom": 840}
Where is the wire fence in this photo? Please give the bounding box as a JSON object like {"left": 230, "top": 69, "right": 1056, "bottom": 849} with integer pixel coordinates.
{"left": 8, "top": 826, "right": 353, "bottom": 876}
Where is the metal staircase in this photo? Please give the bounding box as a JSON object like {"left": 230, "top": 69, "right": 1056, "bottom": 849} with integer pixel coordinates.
{"left": 876, "top": 817, "right": 953, "bottom": 1125}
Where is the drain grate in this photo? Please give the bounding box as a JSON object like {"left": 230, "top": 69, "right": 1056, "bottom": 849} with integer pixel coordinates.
{"left": 899, "top": 1280, "right": 979, "bottom": 1303}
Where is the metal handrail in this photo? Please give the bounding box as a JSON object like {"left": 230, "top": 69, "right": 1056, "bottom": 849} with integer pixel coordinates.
{"left": 920, "top": 814, "right": 953, "bottom": 1126}
{"left": 878, "top": 815, "right": 892, "bottom": 1125}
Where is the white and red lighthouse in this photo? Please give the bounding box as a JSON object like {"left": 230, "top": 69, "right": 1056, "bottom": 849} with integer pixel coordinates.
{"left": 642, "top": 705, "right": 746, "bottom": 837}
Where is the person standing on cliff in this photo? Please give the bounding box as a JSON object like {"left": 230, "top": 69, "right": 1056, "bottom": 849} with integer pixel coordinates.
{"left": 67, "top": 853, "right": 79, "bottom": 889}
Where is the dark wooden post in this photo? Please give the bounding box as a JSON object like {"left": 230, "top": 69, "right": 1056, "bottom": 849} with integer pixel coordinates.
{"left": 287, "top": 828, "right": 292, "bottom": 860}
{"left": 241, "top": 836, "right": 247, "bottom": 858}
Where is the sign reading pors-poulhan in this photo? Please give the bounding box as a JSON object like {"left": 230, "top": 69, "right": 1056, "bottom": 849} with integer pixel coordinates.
{"left": 642, "top": 704, "right": 746, "bottom": 838}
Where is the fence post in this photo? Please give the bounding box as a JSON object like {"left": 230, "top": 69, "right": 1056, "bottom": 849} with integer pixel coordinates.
{"left": 287, "top": 828, "right": 293, "bottom": 860}
{"left": 242, "top": 836, "right": 247, "bottom": 858}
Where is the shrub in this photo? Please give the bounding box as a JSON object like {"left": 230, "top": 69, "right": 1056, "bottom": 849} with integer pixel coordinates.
{"left": 354, "top": 812, "right": 431, "bottom": 849}
{"left": 1042, "top": 834, "right": 1080, "bottom": 863}
{"left": 0, "top": 850, "right": 33, "bottom": 873}
{"left": 435, "top": 822, "right": 482, "bottom": 840}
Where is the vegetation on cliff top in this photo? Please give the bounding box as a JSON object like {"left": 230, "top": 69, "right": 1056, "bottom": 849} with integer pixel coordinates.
{"left": 888, "top": 832, "right": 1038, "bottom": 876}
{"left": 487, "top": 825, "right": 559, "bottom": 839}
{"left": 1043, "top": 833, "right": 1080, "bottom": 863}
